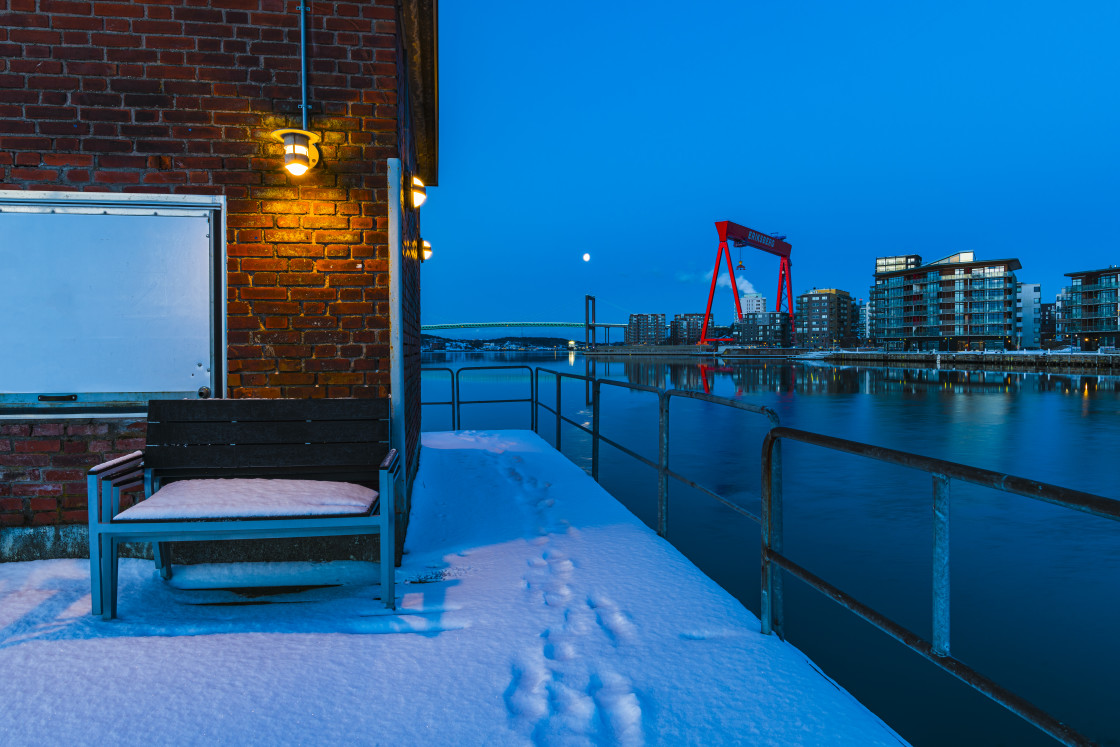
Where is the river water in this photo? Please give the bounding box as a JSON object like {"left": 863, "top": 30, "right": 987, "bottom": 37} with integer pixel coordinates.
{"left": 421, "top": 351, "right": 1120, "bottom": 746}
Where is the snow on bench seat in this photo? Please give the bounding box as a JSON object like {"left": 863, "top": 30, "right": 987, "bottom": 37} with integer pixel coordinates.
{"left": 114, "top": 478, "right": 378, "bottom": 521}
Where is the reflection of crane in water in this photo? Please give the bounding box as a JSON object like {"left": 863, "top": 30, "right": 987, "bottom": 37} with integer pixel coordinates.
{"left": 698, "top": 363, "right": 737, "bottom": 395}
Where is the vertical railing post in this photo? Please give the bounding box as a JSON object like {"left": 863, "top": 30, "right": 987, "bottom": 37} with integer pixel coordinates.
{"left": 761, "top": 433, "right": 784, "bottom": 638}
{"left": 451, "top": 370, "right": 458, "bottom": 431}
{"left": 555, "top": 374, "right": 562, "bottom": 450}
{"left": 932, "top": 473, "right": 951, "bottom": 657}
{"left": 657, "top": 392, "right": 669, "bottom": 538}
{"left": 591, "top": 379, "right": 601, "bottom": 481}
{"left": 531, "top": 369, "right": 537, "bottom": 433}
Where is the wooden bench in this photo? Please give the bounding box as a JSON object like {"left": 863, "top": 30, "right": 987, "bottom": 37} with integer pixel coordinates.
{"left": 87, "top": 398, "right": 399, "bottom": 620}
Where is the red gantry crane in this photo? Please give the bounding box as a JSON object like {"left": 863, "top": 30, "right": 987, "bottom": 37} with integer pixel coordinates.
{"left": 700, "top": 220, "right": 794, "bottom": 345}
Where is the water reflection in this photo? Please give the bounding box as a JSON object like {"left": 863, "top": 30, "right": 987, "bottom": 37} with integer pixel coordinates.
{"left": 584, "top": 355, "right": 1120, "bottom": 398}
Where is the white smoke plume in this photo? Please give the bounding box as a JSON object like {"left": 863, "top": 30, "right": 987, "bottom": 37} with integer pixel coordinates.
{"left": 677, "top": 269, "right": 760, "bottom": 300}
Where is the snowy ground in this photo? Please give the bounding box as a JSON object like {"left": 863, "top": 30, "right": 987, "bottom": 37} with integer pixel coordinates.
{"left": 0, "top": 430, "right": 907, "bottom": 746}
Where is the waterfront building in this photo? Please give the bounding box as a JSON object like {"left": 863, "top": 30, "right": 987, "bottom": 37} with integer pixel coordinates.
{"left": 857, "top": 300, "right": 870, "bottom": 343}
{"left": 875, "top": 254, "right": 922, "bottom": 274}
{"left": 741, "top": 293, "right": 768, "bottom": 314}
{"left": 733, "top": 312, "right": 792, "bottom": 347}
{"left": 1016, "top": 283, "right": 1042, "bottom": 349}
{"left": 669, "top": 313, "right": 706, "bottom": 345}
{"left": 1040, "top": 302, "right": 1057, "bottom": 346}
{"left": 1058, "top": 267, "right": 1120, "bottom": 350}
{"left": 626, "top": 313, "right": 667, "bottom": 345}
{"left": 795, "top": 288, "right": 858, "bottom": 349}
{"left": 870, "top": 251, "right": 1021, "bottom": 351}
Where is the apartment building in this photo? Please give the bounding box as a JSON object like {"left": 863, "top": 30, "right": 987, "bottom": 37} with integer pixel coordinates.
{"left": 795, "top": 288, "right": 857, "bottom": 348}
{"left": 870, "top": 252, "right": 1021, "bottom": 351}
{"left": 732, "top": 312, "right": 792, "bottom": 347}
{"left": 669, "top": 314, "right": 706, "bottom": 345}
{"left": 1058, "top": 267, "right": 1120, "bottom": 350}
{"left": 1016, "top": 283, "right": 1042, "bottom": 349}
{"left": 626, "top": 313, "right": 667, "bottom": 345}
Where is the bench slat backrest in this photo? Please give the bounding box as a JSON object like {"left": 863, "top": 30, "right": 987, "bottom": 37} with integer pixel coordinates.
{"left": 146, "top": 399, "right": 389, "bottom": 479}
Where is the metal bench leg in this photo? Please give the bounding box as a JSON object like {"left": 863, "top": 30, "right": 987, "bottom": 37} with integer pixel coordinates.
{"left": 379, "top": 478, "right": 396, "bottom": 610}
{"left": 90, "top": 531, "right": 103, "bottom": 617}
{"left": 100, "top": 536, "right": 113, "bottom": 620}
{"left": 101, "top": 536, "right": 119, "bottom": 620}
{"left": 153, "top": 542, "right": 173, "bottom": 580}
{"left": 88, "top": 473, "right": 102, "bottom": 616}
{"left": 381, "top": 514, "right": 395, "bottom": 610}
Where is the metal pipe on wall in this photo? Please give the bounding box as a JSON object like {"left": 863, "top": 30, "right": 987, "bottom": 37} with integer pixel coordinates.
{"left": 299, "top": 2, "right": 309, "bottom": 131}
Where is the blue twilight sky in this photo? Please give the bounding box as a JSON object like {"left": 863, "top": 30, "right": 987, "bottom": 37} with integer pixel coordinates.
{"left": 419, "top": 1, "right": 1119, "bottom": 334}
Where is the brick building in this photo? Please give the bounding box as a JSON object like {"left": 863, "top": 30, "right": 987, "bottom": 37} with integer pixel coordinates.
{"left": 795, "top": 288, "right": 857, "bottom": 348}
{"left": 732, "top": 311, "right": 791, "bottom": 347}
{"left": 0, "top": 0, "right": 438, "bottom": 558}
{"left": 625, "top": 313, "right": 666, "bottom": 345}
{"left": 668, "top": 313, "right": 704, "bottom": 345}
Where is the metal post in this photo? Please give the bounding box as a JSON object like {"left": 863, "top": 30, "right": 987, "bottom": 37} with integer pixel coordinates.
{"left": 451, "top": 369, "right": 458, "bottom": 431}
{"left": 932, "top": 473, "right": 951, "bottom": 657}
{"left": 554, "top": 375, "right": 562, "bottom": 450}
{"left": 657, "top": 393, "right": 670, "bottom": 538}
{"left": 530, "top": 369, "right": 536, "bottom": 432}
{"left": 761, "top": 433, "right": 784, "bottom": 638}
{"left": 591, "top": 379, "right": 601, "bottom": 481}
{"left": 298, "top": 3, "right": 309, "bottom": 131}
{"left": 387, "top": 159, "right": 405, "bottom": 459}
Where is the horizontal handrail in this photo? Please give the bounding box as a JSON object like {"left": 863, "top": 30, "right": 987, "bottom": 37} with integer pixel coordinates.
{"left": 766, "top": 426, "right": 1120, "bottom": 522}
{"left": 454, "top": 365, "right": 536, "bottom": 431}
{"left": 666, "top": 388, "right": 780, "bottom": 426}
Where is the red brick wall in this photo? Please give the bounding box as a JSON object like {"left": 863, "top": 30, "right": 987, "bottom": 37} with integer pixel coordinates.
{"left": 0, "top": 0, "right": 420, "bottom": 531}
{"left": 0, "top": 420, "right": 146, "bottom": 528}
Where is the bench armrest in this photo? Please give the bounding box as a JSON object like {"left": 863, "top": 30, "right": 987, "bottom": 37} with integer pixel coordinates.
{"left": 379, "top": 448, "right": 399, "bottom": 472}
{"left": 89, "top": 450, "right": 144, "bottom": 476}
{"left": 87, "top": 452, "right": 145, "bottom": 527}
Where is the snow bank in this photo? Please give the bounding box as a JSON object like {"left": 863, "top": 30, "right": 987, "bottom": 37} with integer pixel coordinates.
{"left": 0, "top": 430, "right": 906, "bottom": 746}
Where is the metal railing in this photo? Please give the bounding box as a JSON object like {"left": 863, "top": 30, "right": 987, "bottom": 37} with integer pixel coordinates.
{"left": 420, "top": 367, "right": 456, "bottom": 429}
{"left": 421, "top": 365, "right": 1116, "bottom": 745}
{"left": 761, "top": 426, "right": 1118, "bottom": 747}
{"left": 534, "top": 368, "right": 777, "bottom": 537}
{"left": 454, "top": 365, "right": 536, "bottom": 432}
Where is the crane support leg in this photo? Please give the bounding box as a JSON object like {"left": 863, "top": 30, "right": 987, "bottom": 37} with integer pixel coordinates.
{"left": 700, "top": 239, "right": 742, "bottom": 344}
{"left": 777, "top": 256, "right": 794, "bottom": 344}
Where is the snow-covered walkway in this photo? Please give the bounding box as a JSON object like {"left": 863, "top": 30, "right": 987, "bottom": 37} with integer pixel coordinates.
{"left": 0, "top": 430, "right": 906, "bottom": 746}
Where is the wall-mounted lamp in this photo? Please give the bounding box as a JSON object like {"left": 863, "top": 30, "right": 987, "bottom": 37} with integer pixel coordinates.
{"left": 270, "top": 129, "right": 321, "bottom": 176}
{"left": 411, "top": 176, "right": 428, "bottom": 208}
{"left": 268, "top": 2, "right": 320, "bottom": 177}
{"left": 421, "top": 240, "right": 432, "bottom": 262}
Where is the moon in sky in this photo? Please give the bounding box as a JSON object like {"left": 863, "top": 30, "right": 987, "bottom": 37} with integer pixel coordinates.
{"left": 582, "top": 253, "right": 590, "bottom": 262}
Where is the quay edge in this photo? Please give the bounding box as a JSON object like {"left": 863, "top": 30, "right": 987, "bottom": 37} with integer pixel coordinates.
{"left": 802, "top": 351, "right": 1120, "bottom": 373}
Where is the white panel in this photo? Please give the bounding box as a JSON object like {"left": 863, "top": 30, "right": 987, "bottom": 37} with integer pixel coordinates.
{"left": 0, "top": 211, "right": 212, "bottom": 395}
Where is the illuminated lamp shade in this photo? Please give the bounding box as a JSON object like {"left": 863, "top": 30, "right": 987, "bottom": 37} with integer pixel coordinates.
{"left": 421, "top": 240, "right": 433, "bottom": 262}
{"left": 270, "top": 129, "right": 321, "bottom": 176}
{"left": 411, "top": 176, "right": 427, "bottom": 208}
